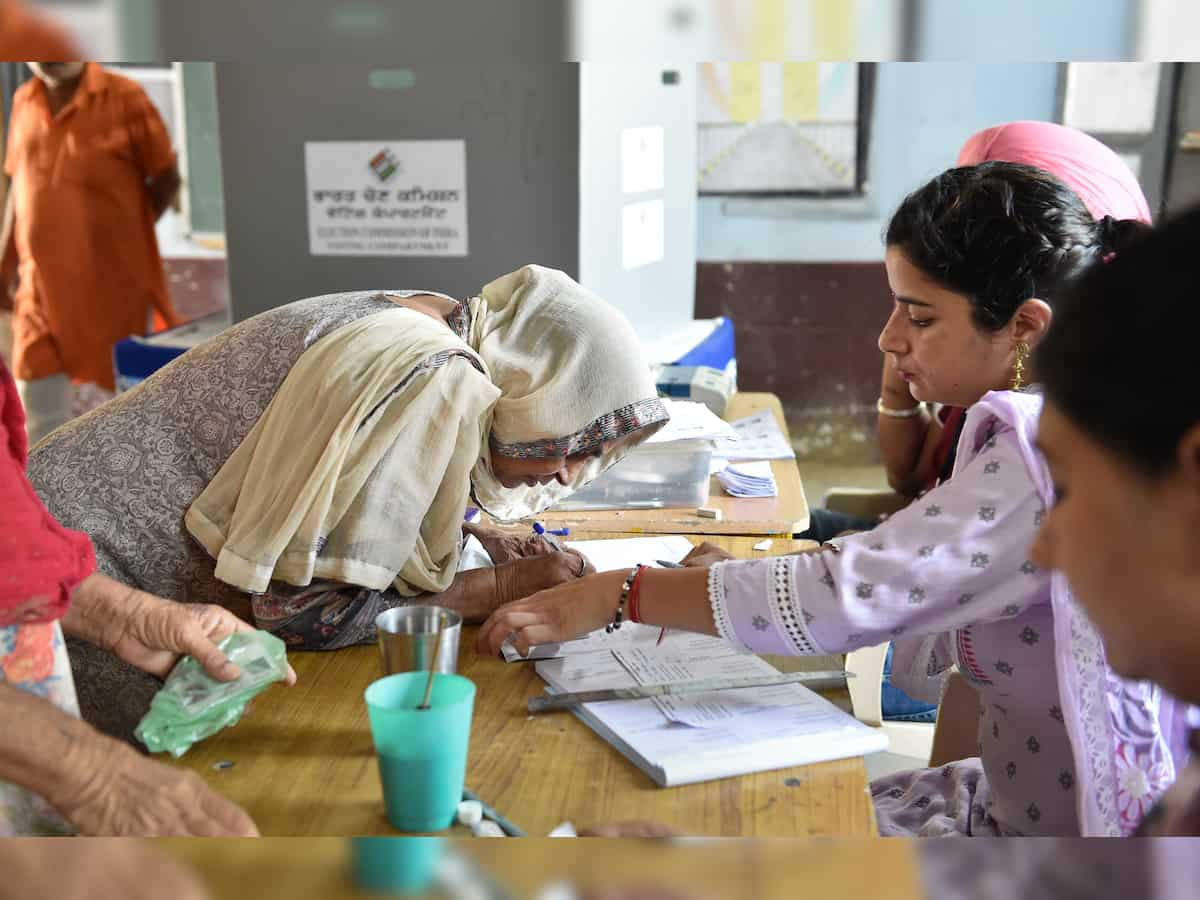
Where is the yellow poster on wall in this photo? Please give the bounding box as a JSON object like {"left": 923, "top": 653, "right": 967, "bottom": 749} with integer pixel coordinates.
{"left": 752, "top": 0, "right": 787, "bottom": 59}
{"left": 813, "top": 0, "right": 854, "bottom": 58}
{"left": 782, "top": 62, "right": 820, "bottom": 121}
{"left": 728, "top": 63, "right": 763, "bottom": 123}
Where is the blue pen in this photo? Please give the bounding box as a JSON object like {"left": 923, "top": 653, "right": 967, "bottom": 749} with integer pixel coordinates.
{"left": 532, "top": 521, "right": 569, "bottom": 552}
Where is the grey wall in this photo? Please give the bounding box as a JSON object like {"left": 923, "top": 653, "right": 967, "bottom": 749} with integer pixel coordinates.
{"left": 135, "top": 0, "right": 568, "bottom": 60}
{"left": 215, "top": 64, "right": 581, "bottom": 321}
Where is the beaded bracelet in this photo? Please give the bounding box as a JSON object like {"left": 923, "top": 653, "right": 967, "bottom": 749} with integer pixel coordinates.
{"left": 608, "top": 565, "right": 643, "bottom": 634}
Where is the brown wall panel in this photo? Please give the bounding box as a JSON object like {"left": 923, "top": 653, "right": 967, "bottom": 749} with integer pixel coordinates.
{"left": 695, "top": 261, "right": 891, "bottom": 464}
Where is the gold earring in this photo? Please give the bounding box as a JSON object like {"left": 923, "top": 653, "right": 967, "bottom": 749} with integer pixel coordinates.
{"left": 1011, "top": 341, "right": 1030, "bottom": 391}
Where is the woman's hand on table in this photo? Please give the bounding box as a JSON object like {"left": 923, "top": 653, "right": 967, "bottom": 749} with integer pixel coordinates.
{"left": 0, "top": 839, "right": 210, "bottom": 900}
{"left": 477, "top": 569, "right": 627, "bottom": 657}
{"left": 61, "top": 573, "right": 297, "bottom": 685}
{"left": 678, "top": 542, "right": 735, "bottom": 568}
{"left": 50, "top": 733, "right": 260, "bottom": 837}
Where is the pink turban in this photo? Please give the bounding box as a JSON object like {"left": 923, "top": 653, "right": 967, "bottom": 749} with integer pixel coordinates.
{"left": 957, "top": 121, "right": 1152, "bottom": 223}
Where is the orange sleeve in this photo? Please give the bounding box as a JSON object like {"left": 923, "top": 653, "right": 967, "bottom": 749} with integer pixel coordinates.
{"left": 3, "top": 92, "right": 27, "bottom": 178}
{"left": 124, "top": 85, "right": 177, "bottom": 182}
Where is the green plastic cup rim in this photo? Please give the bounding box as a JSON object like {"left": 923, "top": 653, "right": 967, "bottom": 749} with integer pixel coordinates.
{"left": 364, "top": 671, "right": 475, "bottom": 714}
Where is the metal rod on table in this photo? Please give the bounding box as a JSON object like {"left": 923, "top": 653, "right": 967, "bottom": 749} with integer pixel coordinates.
{"left": 527, "top": 670, "right": 852, "bottom": 714}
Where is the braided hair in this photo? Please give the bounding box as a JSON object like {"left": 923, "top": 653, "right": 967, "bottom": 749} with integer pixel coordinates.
{"left": 885, "top": 161, "right": 1147, "bottom": 332}
{"left": 1038, "top": 205, "right": 1194, "bottom": 477}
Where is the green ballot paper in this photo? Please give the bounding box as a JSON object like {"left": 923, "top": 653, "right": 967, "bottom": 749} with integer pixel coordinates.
{"left": 135, "top": 629, "right": 288, "bottom": 757}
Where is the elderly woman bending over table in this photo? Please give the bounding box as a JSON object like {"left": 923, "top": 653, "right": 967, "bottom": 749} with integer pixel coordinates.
{"left": 29, "top": 265, "right": 667, "bottom": 742}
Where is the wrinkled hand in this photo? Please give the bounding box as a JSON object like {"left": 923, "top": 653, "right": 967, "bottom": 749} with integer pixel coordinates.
{"left": 477, "top": 569, "right": 626, "bottom": 657}
{"left": 463, "top": 522, "right": 550, "bottom": 564}
{"left": 108, "top": 599, "right": 296, "bottom": 684}
{"left": 463, "top": 522, "right": 592, "bottom": 573}
{"left": 493, "top": 550, "right": 596, "bottom": 611}
{"left": 51, "top": 737, "right": 259, "bottom": 837}
{"left": 678, "top": 541, "right": 736, "bottom": 568}
{"left": 577, "top": 821, "right": 684, "bottom": 838}
{"left": 64, "top": 575, "right": 297, "bottom": 684}
{"left": 0, "top": 839, "right": 210, "bottom": 900}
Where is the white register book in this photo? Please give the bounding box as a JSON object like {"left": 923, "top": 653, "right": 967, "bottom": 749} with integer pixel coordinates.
{"left": 502, "top": 534, "right": 887, "bottom": 784}
{"left": 534, "top": 647, "right": 888, "bottom": 788}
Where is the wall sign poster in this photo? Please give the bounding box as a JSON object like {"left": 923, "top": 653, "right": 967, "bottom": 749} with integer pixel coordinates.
{"left": 305, "top": 140, "right": 468, "bottom": 256}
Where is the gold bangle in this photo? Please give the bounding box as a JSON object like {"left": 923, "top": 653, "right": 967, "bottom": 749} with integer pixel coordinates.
{"left": 876, "top": 397, "right": 923, "bottom": 419}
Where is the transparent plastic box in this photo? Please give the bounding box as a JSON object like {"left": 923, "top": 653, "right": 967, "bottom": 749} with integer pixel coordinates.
{"left": 553, "top": 439, "right": 714, "bottom": 510}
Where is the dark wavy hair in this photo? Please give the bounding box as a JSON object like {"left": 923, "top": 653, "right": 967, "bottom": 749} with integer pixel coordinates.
{"left": 885, "top": 161, "right": 1147, "bottom": 332}
{"left": 1037, "top": 205, "right": 1196, "bottom": 477}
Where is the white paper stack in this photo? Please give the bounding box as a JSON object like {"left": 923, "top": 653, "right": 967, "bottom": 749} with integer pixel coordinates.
{"left": 716, "top": 460, "right": 777, "bottom": 498}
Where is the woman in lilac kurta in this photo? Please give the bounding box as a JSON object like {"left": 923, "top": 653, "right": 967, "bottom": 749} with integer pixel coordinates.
{"left": 478, "top": 162, "right": 1191, "bottom": 837}
{"left": 711, "top": 389, "right": 1182, "bottom": 835}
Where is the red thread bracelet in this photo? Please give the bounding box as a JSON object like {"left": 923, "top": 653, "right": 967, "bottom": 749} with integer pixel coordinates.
{"left": 628, "top": 565, "right": 646, "bottom": 623}
{"left": 628, "top": 566, "right": 668, "bottom": 645}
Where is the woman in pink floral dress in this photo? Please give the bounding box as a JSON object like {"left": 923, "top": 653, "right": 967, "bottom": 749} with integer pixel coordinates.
{"left": 0, "top": 356, "right": 288, "bottom": 835}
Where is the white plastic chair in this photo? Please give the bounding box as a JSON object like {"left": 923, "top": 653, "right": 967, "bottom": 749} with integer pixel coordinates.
{"left": 844, "top": 643, "right": 935, "bottom": 779}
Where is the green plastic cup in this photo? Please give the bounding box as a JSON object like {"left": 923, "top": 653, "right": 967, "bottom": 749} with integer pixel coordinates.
{"left": 364, "top": 672, "right": 476, "bottom": 832}
{"left": 350, "top": 837, "right": 443, "bottom": 894}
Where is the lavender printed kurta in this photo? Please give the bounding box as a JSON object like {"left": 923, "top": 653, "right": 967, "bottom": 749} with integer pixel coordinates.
{"left": 708, "top": 391, "right": 1189, "bottom": 836}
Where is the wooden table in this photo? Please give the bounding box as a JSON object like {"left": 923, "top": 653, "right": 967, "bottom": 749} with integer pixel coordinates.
{"left": 158, "top": 837, "right": 922, "bottom": 900}
{"left": 167, "top": 536, "right": 875, "bottom": 838}
{"left": 527, "top": 393, "right": 810, "bottom": 537}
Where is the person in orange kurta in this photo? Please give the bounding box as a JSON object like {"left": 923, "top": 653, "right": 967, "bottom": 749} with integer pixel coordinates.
{"left": 0, "top": 62, "right": 182, "bottom": 445}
